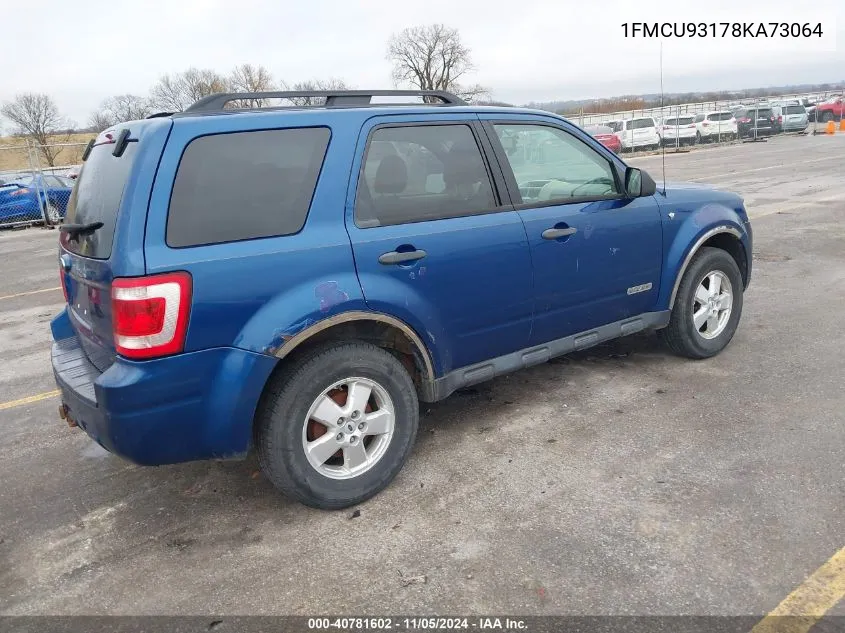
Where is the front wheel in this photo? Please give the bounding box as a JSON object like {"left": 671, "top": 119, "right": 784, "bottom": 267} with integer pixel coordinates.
{"left": 659, "top": 247, "right": 744, "bottom": 359}
{"left": 255, "top": 341, "right": 419, "bottom": 510}
{"left": 44, "top": 201, "right": 61, "bottom": 225}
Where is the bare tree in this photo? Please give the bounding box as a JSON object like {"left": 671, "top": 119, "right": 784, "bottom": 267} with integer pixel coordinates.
{"left": 1, "top": 93, "right": 70, "bottom": 166}
{"left": 228, "top": 64, "right": 280, "bottom": 108}
{"left": 89, "top": 94, "right": 153, "bottom": 131}
{"left": 386, "top": 24, "right": 488, "bottom": 102}
{"left": 88, "top": 110, "right": 114, "bottom": 133}
{"left": 150, "top": 68, "right": 230, "bottom": 111}
{"left": 288, "top": 79, "right": 351, "bottom": 106}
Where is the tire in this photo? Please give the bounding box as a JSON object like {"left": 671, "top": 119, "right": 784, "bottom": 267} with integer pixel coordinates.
{"left": 44, "top": 201, "right": 61, "bottom": 225}
{"left": 255, "top": 341, "right": 419, "bottom": 510}
{"left": 695, "top": 131, "right": 702, "bottom": 145}
{"left": 659, "top": 247, "right": 744, "bottom": 360}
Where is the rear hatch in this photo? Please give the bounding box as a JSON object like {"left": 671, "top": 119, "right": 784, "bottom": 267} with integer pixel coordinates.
{"left": 630, "top": 118, "right": 655, "bottom": 139}
{"left": 60, "top": 130, "right": 140, "bottom": 371}
{"left": 782, "top": 105, "right": 807, "bottom": 124}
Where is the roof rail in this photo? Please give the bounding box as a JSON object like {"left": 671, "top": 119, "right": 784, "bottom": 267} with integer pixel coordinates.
{"left": 184, "top": 90, "right": 467, "bottom": 112}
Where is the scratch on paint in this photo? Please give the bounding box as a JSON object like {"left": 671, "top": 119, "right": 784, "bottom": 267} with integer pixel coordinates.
{"left": 315, "top": 281, "right": 349, "bottom": 313}
{"left": 610, "top": 247, "right": 620, "bottom": 255}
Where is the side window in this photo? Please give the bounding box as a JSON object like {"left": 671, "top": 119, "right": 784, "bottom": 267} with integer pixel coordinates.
{"left": 167, "top": 127, "right": 330, "bottom": 248}
{"left": 694, "top": 114, "right": 706, "bottom": 123}
{"left": 492, "top": 123, "right": 620, "bottom": 205}
{"left": 355, "top": 124, "right": 497, "bottom": 227}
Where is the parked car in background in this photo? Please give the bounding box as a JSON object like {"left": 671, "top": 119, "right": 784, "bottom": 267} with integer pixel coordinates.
{"left": 659, "top": 115, "right": 697, "bottom": 146}
{"left": 606, "top": 117, "right": 660, "bottom": 151}
{"left": 734, "top": 107, "right": 777, "bottom": 138}
{"left": 815, "top": 96, "right": 844, "bottom": 122}
{"left": 584, "top": 124, "right": 621, "bottom": 153}
{"left": 693, "top": 111, "right": 737, "bottom": 143}
{"left": 0, "top": 173, "right": 73, "bottom": 224}
{"left": 771, "top": 103, "right": 809, "bottom": 132}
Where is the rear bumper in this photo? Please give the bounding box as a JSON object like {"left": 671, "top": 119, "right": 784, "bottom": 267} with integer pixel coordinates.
{"left": 51, "top": 310, "right": 277, "bottom": 466}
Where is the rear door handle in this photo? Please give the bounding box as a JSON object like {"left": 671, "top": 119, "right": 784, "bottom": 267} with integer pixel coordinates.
{"left": 542, "top": 227, "right": 577, "bottom": 240}
{"left": 378, "top": 249, "right": 427, "bottom": 265}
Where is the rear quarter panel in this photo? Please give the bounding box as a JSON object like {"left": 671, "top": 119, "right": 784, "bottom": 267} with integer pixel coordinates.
{"left": 143, "top": 111, "right": 369, "bottom": 356}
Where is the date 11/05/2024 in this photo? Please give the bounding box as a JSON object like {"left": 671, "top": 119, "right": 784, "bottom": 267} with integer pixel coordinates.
{"left": 621, "top": 22, "right": 824, "bottom": 38}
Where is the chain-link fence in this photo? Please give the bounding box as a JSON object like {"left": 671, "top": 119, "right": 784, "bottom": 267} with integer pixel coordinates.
{"left": 0, "top": 139, "right": 86, "bottom": 229}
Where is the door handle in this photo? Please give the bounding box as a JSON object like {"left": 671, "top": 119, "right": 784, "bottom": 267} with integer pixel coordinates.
{"left": 542, "top": 227, "right": 577, "bottom": 240}
{"left": 378, "top": 249, "right": 427, "bottom": 265}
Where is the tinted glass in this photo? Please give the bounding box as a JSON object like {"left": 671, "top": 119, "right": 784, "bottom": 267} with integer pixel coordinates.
{"left": 630, "top": 118, "right": 655, "bottom": 130}
{"left": 493, "top": 123, "right": 620, "bottom": 204}
{"left": 785, "top": 105, "right": 805, "bottom": 114}
{"left": 605, "top": 121, "right": 622, "bottom": 132}
{"left": 64, "top": 142, "right": 138, "bottom": 259}
{"left": 167, "top": 127, "right": 330, "bottom": 247}
{"left": 355, "top": 124, "right": 496, "bottom": 227}
{"left": 694, "top": 114, "right": 706, "bottom": 122}
{"left": 755, "top": 109, "right": 773, "bottom": 118}
{"left": 664, "top": 117, "right": 694, "bottom": 125}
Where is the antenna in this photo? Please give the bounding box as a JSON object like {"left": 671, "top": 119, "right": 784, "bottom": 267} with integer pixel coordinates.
{"left": 659, "top": 42, "right": 667, "bottom": 196}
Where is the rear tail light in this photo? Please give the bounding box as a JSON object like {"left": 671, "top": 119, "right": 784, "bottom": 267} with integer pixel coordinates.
{"left": 739, "top": 117, "right": 751, "bottom": 123}
{"left": 111, "top": 272, "right": 192, "bottom": 360}
{"left": 778, "top": 116, "right": 783, "bottom": 123}
{"left": 59, "top": 267, "right": 69, "bottom": 302}
{"left": 702, "top": 121, "right": 710, "bottom": 126}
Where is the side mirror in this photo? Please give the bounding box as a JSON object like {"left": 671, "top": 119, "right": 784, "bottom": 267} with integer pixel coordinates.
{"left": 625, "top": 167, "right": 656, "bottom": 197}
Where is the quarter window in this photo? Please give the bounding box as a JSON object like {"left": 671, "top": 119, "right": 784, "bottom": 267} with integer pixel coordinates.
{"left": 167, "top": 127, "right": 330, "bottom": 248}
{"left": 493, "top": 123, "right": 620, "bottom": 205}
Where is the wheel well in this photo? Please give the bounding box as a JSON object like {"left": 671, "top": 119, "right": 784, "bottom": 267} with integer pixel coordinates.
{"left": 275, "top": 319, "right": 431, "bottom": 391}
{"left": 701, "top": 232, "right": 748, "bottom": 286}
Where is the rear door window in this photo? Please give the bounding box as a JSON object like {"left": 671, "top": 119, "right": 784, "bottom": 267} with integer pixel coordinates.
{"left": 784, "top": 105, "right": 805, "bottom": 114}
{"left": 64, "top": 142, "right": 139, "bottom": 259}
{"left": 355, "top": 124, "right": 497, "bottom": 227}
{"left": 167, "top": 127, "right": 331, "bottom": 248}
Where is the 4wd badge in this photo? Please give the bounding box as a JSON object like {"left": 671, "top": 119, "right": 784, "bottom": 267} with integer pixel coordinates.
{"left": 627, "top": 282, "right": 653, "bottom": 295}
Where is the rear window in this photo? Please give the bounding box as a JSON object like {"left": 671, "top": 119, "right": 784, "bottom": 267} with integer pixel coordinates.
{"left": 630, "top": 118, "right": 655, "bottom": 130}
{"left": 664, "top": 117, "right": 694, "bottom": 125}
{"left": 605, "top": 121, "right": 622, "bottom": 132}
{"left": 167, "top": 127, "right": 331, "bottom": 248}
{"left": 707, "top": 112, "right": 732, "bottom": 121}
{"left": 64, "top": 143, "right": 138, "bottom": 259}
{"left": 784, "top": 105, "right": 805, "bottom": 114}
{"left": 755, "top": 108, "right": 774, "bottom": 117}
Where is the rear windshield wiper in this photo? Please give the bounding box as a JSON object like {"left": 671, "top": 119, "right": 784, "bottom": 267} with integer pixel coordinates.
{"left": 59, "top": 221, "right": 103, "bottom": 239}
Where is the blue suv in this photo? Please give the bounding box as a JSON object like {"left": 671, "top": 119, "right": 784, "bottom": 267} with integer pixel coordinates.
{"left": 52, "top": 90, "right": 752, "bottom": 509}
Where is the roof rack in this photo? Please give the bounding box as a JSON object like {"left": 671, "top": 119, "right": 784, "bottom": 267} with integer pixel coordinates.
{"left": 184, "top": 90, "right": 467, "bottom": 112}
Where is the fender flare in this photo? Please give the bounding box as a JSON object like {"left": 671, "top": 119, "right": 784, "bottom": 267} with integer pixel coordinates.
{"left": 668, "top": 225, "right": 743, "bottom": 309}
{"left": 273, "top": 310, "right": 436, "bottom": 382}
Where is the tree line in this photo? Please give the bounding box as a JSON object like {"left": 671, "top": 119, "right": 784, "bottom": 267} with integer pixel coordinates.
{"left": 1, "top": 24, "right": 486, "bottom": 166}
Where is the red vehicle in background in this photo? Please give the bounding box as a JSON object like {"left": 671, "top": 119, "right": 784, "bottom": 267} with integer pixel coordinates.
{"left": 815, "top": 96, "right": 844, "bottom": 122}
{"left": 584, "top": 124, "right": 621, "bottom": 154}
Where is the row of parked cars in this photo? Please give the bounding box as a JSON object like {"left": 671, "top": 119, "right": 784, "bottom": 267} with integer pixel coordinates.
{"left": 583, "top": 96, "right": 841, "bottom": 153}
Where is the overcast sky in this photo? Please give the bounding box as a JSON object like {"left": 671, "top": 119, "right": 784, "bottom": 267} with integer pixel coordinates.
{"left": 1, "top": 0, "right": 841, "bottom": 127}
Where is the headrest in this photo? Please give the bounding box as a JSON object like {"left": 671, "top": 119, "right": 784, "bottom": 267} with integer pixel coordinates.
{"left": 374, "top": 155, "right": 407, "bottom": 194}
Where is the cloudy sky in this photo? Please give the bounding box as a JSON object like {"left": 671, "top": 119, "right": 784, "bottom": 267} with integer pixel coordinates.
{"left": 1, "top": 0, "right": 841, "bottom": 127}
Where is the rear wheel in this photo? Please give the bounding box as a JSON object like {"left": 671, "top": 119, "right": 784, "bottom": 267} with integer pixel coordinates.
{"left": 44, "top": 201, "right": 61, "bottom": 225}
{"left": 659, "top": 247, "right": 744, "bottom": 359}
{"left": 255, "top": 341, "right": 419, "bottom": 510}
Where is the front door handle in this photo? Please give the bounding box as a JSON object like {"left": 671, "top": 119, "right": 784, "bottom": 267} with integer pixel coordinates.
{"left": 542, "top": 227, "right": 577, "bottom": 240}
{"left": 378, "top": 249, "right": 427, "bottom": 265}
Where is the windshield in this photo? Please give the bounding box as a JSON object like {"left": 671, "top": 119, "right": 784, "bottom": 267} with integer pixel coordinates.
{"left": 63, "top": 142, "right": 138, "bottom": 259}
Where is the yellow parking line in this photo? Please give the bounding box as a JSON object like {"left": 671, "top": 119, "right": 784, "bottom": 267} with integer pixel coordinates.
{"left": 0, "top": 390, "right": 60, "bottom": 411}
{"left": 0, "top": 286, "right": 61, "bottom": 301}
{"left": 751, "top": 545, "right": 845, "bottom": 633}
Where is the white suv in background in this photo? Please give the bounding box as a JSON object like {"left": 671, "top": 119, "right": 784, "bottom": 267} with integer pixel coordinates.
{"left": 606, "top": 117, "right": 660, "bottom": 151}
{"left": 694, "top": 111, "right": 737, "bottom": 143}
{"left": 659, "top": 115, "right": 697, "bottom": 146}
